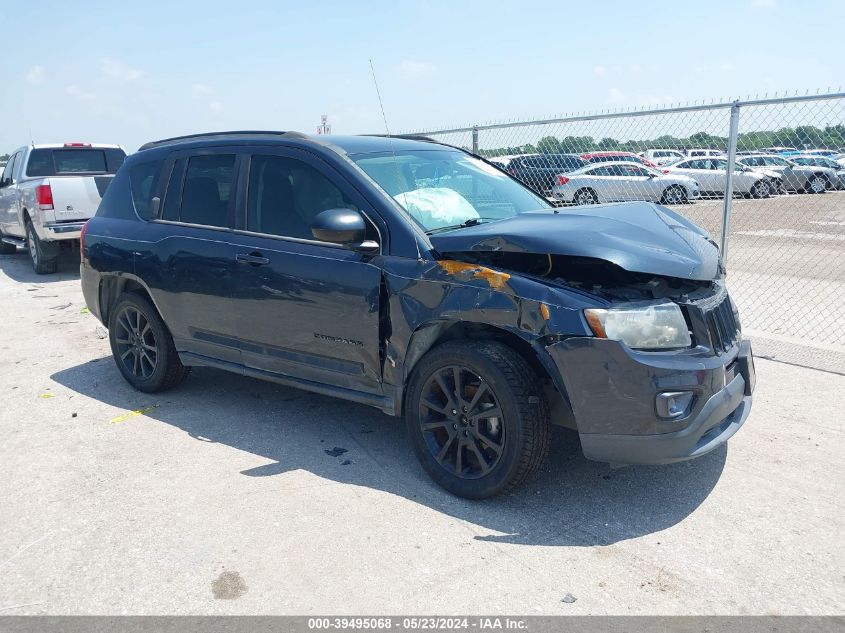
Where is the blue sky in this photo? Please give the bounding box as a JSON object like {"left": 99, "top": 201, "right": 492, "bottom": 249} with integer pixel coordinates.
{"left": 1, "top": 0, "right": 842, "bottom": 152}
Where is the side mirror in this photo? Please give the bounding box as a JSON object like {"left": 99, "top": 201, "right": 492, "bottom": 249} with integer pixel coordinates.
{"left": 311, "top": 208, "right": 378, "bottom": 252}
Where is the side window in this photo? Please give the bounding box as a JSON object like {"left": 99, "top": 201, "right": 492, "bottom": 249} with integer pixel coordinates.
{"left": 681, "top": 160, "right": 698, "bottom": 169}
{"left": 714, "top": 159, "right": 728, "bottom": 170}
{"left": 247, "top": 154, "right": 359, "bottom": 240}
{"left": 179, "top": 154, "right": 236, "bottom": 227}
{"left": 129, "top": 159, "right": 165, "bottom": 220}
{"left": 589, "top": 166, "right": 612, "bottom": 176}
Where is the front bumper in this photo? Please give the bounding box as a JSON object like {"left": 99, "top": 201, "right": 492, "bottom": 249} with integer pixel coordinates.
{"left": 546, "top": 337, "right": 754, "bottom": 465}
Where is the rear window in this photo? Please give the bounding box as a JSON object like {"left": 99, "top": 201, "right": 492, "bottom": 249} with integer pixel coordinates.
{"left": 26, "top": 148, "right": 126, "bottom": 177}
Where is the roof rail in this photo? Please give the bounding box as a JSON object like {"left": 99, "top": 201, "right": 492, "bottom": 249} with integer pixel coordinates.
{"left": 138, "top": 130, "right": 309, "bottom": 151}
{"left": 364, "top": 134, "right": 437, "bottom": 143}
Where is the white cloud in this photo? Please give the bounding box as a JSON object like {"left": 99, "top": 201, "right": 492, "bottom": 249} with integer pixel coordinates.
{"left": 398, "top": 60, "right": 436, "bottom": 77}
{"left": 593, "top": 65, "right": 607, "bottom": 77}
{"left": 719, "top": 61, "right": 735, "bottom": 72}
{"left": 66, "top": 84, "right": 96, "bottom": 102}
{"left": 752, "top": 0, "right": 777, "bottom": 7}
{"left": 209, "top": 100, "right": 223, "bottom": 113}
{"left": 26, "top": 65, "right": 46, "bottom": 85}
{"left": 608, "top": 87, "right": 626, "bottom": 103}
{"left": 101, "top": 58, "right": 145, "bottom": 82}
{"left": 192, "top": 83, "right": 213, "bottom": 97}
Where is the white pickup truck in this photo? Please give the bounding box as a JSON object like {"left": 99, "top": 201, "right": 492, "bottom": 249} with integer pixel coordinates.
{"left": 0, "top": 143, "right": 127, "bottom": 273}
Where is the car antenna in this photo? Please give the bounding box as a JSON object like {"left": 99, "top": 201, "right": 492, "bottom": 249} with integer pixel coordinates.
{"left": 369, "top": 58, "right": 424, "bottom": 261}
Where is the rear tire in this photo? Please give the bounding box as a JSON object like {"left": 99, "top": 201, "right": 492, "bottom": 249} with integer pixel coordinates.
{"left": 108, "top": 292, "right": 190, "bottom": 393}
{"left": 26, "top": 221, "right": 58, "bottom": 274}
{"left": 405, "top": 340, "right": 551, "bottom": 499}
{"left": 573, "top": 188, "right": 598, "bottom": 205}
{"left": 660, "top": 185, "right": 687, "bottom": 205}
{"left": 806, "top": 174, "right": 827, "bottom": 194}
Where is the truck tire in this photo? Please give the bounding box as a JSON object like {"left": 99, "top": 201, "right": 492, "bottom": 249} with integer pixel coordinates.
{"left": 405, "top": 340, "right": 551, "bottom": 499}
{"left": 26, "top": 221, "right": 58, "bottom": 274}
{"left": 108, "top": 292, "right": 191, "bottom": 393}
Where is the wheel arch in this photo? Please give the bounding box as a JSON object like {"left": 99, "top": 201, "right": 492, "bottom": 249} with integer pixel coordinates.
{"left": 399, "top": 320, "right": 575, "bottom": 427}
{"left": 99, "top": 275, "right": 159, "bottom": 327}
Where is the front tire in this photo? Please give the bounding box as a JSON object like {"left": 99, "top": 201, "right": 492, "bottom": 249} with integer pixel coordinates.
{"left": 108, "top": 292, "right": 190, "bottom": 393}
{"left": 660, "top": 185, "right": 687, "bottom": 205}
{"left": 573, "top": 188, "right": 598, "bottom": 205}
{"left": 750, "top": 180, "right": 770, "bottom": 199}
{"left": 26, "top": 222, "right": 58, "bottom": 274}
{"left": 405, "top": 340, "right": 551, "bottom": 499}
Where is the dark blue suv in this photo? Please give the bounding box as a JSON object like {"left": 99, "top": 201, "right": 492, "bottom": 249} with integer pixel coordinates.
{"left": 81, "top": 132, "right": 755, "bottom": 498}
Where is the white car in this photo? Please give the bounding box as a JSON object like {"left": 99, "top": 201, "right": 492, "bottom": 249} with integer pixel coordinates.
{"left": 640, "top": 149, "right": 685, "bottom": 165}
{"left": 685, "top": 148, "right": 724, "bottom": 158}
{"left": 550, "top": 161, "right": 700, "bottom": 205}
{"left": 665, "top": 157, "right": 772, "bottom": 198}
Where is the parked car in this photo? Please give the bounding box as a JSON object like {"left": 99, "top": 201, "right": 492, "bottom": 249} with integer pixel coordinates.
{"left": 0, "top": 143, "right": 127, "bottom": 272}
{"left": 788, "top": 155, "right": 845, "bottom": 189}
{"left": 797, "top": 149, "right": 839, "bottom": 157}
{"left": 580, "top": 152, "right": 659, "bottom": 169}
{"left": 736, "top": 154, "right": 834, "bottom": 194}
{"left": 503, "top": 153, "right": 587, "bottom": 196}
{"left": 640, "top": 149, "right": 685, "bottom": 165}
{"left": 80, "top": 131, "right": 753, "bottom": 499}
{"left": 665, "top": 157, "right": 772, "bottom": 198}
{"left": 760, "top": 146, "right": 798, "bottom": 154}
{"left": 550, "top": 161, "right": 699, "bottom": 205}
{"left": 685, "top": 149, "right": 724, "bottom": 158}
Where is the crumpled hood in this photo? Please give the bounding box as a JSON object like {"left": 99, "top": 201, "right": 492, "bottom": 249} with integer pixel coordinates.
{"left": 429, "top": 201, "right": 722, "bottom": 281}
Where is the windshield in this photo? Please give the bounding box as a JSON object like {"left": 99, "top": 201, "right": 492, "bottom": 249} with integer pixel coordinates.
{"left": 351, "top": 149, "right": 549, "bottom": 233}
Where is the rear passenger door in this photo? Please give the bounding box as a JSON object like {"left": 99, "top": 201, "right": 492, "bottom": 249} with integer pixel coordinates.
{"left": 135, "top": 150, "right": 243, "bottom": 364}
{"left": 227, "top": 148, "right": 385, "bottom": 396}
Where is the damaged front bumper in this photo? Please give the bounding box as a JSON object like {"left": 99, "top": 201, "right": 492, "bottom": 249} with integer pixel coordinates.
{"left": 546, "top": 336, "right": 755, "bottom": 465}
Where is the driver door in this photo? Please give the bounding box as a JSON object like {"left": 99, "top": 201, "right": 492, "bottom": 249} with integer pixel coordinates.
{"left": 227, "top": 148, "right": 386, "bottom": 396}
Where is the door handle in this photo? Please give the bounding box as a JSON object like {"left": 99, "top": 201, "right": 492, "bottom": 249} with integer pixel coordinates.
{"left": 236, "top": 252, "right": 270, "bottom": 266}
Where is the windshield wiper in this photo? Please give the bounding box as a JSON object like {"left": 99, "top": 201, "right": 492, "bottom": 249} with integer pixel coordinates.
{"left": 425, "top": 217, "right": 488, "bottom": 235}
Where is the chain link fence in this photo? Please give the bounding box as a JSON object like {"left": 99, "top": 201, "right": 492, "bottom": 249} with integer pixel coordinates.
{"left": 405, "top": 92, "right": 845, "bottom": 361}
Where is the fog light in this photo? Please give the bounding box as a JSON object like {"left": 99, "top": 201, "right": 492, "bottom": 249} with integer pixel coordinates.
{"left": 656, "top": 391, "right": 694, "bottom": 419}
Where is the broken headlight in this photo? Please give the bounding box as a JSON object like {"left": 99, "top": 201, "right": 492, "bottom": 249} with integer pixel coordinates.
{"left": 584, "top": 301, "right": 692, "bottom": 350}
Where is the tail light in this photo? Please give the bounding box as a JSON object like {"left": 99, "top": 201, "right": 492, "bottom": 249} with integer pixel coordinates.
{"left": 662, "top": 170, "right": 670, "bottom": 174}
{"left": 64, "top": 142, "right": 92, "bottom": 147}
{"left": 557, "top": 175, "right": 570, "bottom": 185}
{"left": 80, "top": 220, "right": 90, "bottom": 263}
{"left": 35, "top": 184, "right": 54, "bottom": 210}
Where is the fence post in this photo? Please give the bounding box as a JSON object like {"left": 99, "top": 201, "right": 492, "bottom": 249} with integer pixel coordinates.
{"left": 472, "top": 126, "right": 479, "bottom": 154}
{"left": 721, "top": 101, "right": 741, "bottom": 259}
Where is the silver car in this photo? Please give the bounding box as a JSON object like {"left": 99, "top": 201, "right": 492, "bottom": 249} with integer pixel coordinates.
{"left": 550, "top": 161, "right": 700, "bottom": 205}
{"left": 788, "top": 155, "right": 845, "bottom": 190}
{"left": 736, "top": 154, "right": 834, "bottom": 194}
{"left": 665, "top": 157, "right": 772, "bottom": 198}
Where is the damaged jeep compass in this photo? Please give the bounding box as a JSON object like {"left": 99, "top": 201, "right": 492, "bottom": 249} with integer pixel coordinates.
{"left": 80, "top": 132, "right": 755, "bottom": 498}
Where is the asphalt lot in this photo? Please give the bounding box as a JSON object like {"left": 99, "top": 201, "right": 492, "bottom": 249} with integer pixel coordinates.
{"left": 1, "top": 239, "right": 843, "bottom": 615}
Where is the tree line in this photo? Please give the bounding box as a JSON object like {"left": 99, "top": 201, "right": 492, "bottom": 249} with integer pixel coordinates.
{"left": 476, "top": 124, "right": 845, "bottom": 157}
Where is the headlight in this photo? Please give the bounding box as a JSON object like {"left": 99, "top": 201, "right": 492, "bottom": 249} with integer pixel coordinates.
{"left": 584, "top": 301, "right": 691, "bottom": 350}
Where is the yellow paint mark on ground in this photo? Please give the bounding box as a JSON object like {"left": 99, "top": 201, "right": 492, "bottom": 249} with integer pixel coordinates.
{"left": 110, "top": 405, "right": 158, "bottom": 424}
{"left": 39, "top": 393, "right": 54, "bottom": 399}
{"left": 436, "top": 260, "right": 511, "bottom": 290}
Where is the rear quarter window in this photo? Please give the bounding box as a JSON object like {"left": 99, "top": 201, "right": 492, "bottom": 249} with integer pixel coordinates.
{"left": 129, "top": 159, "right": 166, "bottom": 219}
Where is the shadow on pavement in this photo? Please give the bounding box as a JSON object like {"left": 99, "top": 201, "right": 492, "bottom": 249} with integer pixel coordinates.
{"left": 0, "top": 247, "right": 81, "bottom": 284}
{"left": 51, "top": 358, "right": 726, "bottom": 547}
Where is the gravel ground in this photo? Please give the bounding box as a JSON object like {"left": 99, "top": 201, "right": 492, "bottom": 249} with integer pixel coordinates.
{"left": 0, "top": 219, "right": 843, "bottom": 615}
